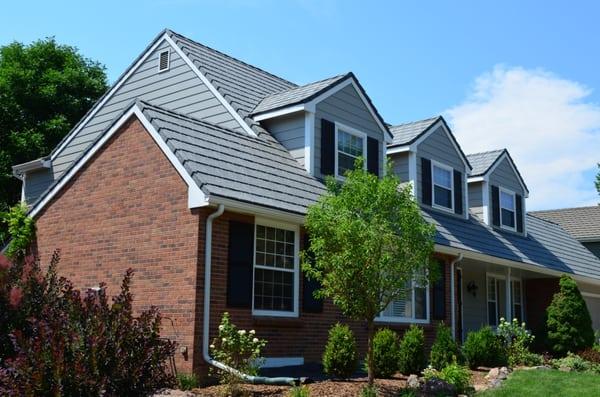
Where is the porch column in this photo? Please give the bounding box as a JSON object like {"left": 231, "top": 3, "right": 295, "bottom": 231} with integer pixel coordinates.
{"left": 505, "top": 267, "right": 512, "bottom": 321}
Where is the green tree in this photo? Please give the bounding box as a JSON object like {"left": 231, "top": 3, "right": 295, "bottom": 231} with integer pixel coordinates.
{"left": 302, "top": 159, "right": 435, "bottom": 386}
{"left": 546, "top": 275, "right": 594, "bottom": 356}
{"left": 0, "top": 203, "right": 35, "bottom": 259}
{"left": 0, "top": 37, "right": 107, "bottom": 211}
{"left": 596, "top": 163, "right": 599, "bottom": 198}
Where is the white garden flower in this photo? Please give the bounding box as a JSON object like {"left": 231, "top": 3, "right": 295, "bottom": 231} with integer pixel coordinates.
{"left": 218, "top": 325, "right": 224, "bottom": 331}
{"left": 222, "top": 337, "right": 227, "bottom": 343}
{"left": 210, "top": 344, "right": 215, "bottom": 349}
{"left": 239, "top": 330, "right": 246, "bottom": 335}
{"left": 253, "top": 338, "right": 259, "bottom": 343}
{"left": 249, "top": 330, "right": 256, "bottom": 335}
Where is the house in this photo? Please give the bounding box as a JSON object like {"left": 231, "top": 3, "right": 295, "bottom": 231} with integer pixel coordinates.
{"left": 11, "top": 29, "right": 600, "bottom": 375}
{"left": 531, "top": 206, "right": 600, "bottom": 330}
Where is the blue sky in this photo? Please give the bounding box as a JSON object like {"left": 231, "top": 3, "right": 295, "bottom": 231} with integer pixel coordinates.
{"left": 2, "top": 0, "right": 599, "bottom": 209}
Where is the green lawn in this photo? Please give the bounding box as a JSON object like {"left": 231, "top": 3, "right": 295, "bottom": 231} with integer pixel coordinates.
{"left": 478, "top": 369, "right": 600, "bottom": 397}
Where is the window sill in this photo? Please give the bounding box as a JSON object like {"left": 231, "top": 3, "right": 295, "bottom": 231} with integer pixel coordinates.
{"left": 252, "top": 316, "right": 304, "bottom": 328}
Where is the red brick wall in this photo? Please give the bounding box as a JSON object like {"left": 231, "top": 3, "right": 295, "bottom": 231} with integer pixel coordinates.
{"left": 525, "top": 278, "right": 559, "bottom": 337}
{"left": 33, "top": 117, "right": 203, "bottom": 373}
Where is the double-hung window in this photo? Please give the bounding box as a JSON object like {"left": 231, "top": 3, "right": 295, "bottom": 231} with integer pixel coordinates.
{"left": 511, "top": 279, "right": 523, "bottom": 323}
{"left": 432, "top": 161, "right": 454, "bottom": 211}
{"left": 335, "top": 123, "right": 366, "bottom": 178}
{"left": 487, "top": 276, "right": 499, "bottom": 326}
{"left": 378, "top": 271, "right": 429, "bottom": 323}
{"left": 500, "top": 188, "right": 516, "bottom": 230}
{"left": 253, "top": 221, "right": 299, "bottom": 317}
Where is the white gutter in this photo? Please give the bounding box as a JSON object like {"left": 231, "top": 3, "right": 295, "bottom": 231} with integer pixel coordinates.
{"left": 201, "top": 204, "right": 301, "bottom": 385}
{"left": 449, "top": 253, "right": 464, "bottom": 339}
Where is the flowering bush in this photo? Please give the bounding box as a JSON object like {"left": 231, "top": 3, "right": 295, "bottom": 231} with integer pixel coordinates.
{"left": 497, "top": 318, "right": 540, "bottom": 366}
{"left": 0, "top": 252, "right": 176, "bottom": 396}
{"left": 210, "top": 312, "right": 267, "bottom": 392}
{"left": 423, "top": 360, "right": 471, "bottom": 394}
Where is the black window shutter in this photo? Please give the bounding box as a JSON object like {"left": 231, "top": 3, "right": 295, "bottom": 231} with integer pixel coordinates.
{"left": 421, "top": 158, "right": 432, "bottom": 206}
{"left": 302, "top": 233, "right": 323, "bottom": 313}
{"left": 227, "top": 220, "right": 254, "bottom": 308}
{"left": 516, "top": 194, "right": 524, "bottom": 233}
{"left": 320, "top": 119, "right": 335, "bottom": 176}
{"left": 367, "top": 137, "right": 379, "bottom": 177}
{"left": 491, "top": 185, "right": 500, "bottom": 227}
{"left": 432, "top": 261, "right": 446, "bottom": 320}
{"left": 453, "top": 170, "right": 463, "bottom": 215}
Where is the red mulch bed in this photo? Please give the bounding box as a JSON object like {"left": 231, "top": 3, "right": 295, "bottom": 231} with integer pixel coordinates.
{"left": 190, "top": 370, "right": 490, "bottom": 396}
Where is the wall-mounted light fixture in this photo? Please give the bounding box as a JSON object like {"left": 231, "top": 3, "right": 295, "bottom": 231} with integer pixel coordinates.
{"left": 467, "top": 281, "right": 478, "bottom": 297}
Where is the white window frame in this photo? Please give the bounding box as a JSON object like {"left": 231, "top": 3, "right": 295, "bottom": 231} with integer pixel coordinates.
{"left": 251, "top": 218, "right": 300, "bottom": 318}
{"left": 499, "top": 187, "right": 517, "bottom": 231}
{"left": 334, "top": 122, "right": 367, "bottom": 180}
{"left": 376, "top": 278, "right": 430, "bottom": 324}
{"left": 157, "top": 49, "right": 170, "bottom": 73}
{"left": 486, "top": 273, "right": 502, "bottom": 327}
{"left": 511, "top": 277, "right": 524, "bottom": 322}
{"left": 431, "top": 160, "right": 454, "bottom": 213}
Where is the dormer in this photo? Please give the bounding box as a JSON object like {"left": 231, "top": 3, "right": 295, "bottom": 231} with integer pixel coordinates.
{"left": 252, "top": 73, "right": 392, "bottom": 179}
{"left": 387, "top": 116, "right": 472, "bottom": 219}
{"left": 466, "top": 149, "right": 529, "bottom": 235}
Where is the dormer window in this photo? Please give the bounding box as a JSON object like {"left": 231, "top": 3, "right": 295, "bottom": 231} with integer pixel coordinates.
{"left": 500, "top": 188, "right": 516, "bottom": 230}
{"left": 432, "top": 161, "right": 454, "bottom": 211}
{"left": 335, "top": 123, "right": 366, "bottom": 178}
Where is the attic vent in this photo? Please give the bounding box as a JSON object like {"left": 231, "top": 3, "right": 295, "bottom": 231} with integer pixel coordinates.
{"left": 158, "top": 50, "right": 170, "bottom": 72}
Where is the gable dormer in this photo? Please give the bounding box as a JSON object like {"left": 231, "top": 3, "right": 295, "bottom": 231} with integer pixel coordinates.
{"left": 467, "top": 149, "right": 529, "bottom": 235}
{"left": 387, "top": 116, "right": 472, "bottom": 219}
{"left": 253, "top": 73, "right": 392, "bottom": 179}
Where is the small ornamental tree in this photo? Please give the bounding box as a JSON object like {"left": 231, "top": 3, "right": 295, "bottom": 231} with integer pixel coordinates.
{"left": 302, "top": 159, "right": 435, "bottom": 385}
{"left": 546, "top": 275, "right": 595, "bottom": 356}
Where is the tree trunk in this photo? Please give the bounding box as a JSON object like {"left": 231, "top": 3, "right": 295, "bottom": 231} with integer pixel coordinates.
{"left": 367, "top": 320, "right": 375, "bottom": 386}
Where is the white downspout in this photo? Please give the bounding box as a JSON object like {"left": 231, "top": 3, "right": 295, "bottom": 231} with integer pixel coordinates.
{"left": 201, "top": 204, "right": 301, "bottom": 385}
{"left": 450, "top": 253, "right": 464, "bottom": 339}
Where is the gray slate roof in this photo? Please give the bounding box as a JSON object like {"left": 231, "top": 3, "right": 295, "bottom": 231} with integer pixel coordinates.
{"left": 531, "top": 206, "right": 600, "bottom": 241}
{"left": 139, "top": 101, "right": 326, "bottom": 215}
{"left": 466, "top": 149, "right": 505, "bottom": 176}
{"left": 389, "top": 116, "right": 439, "bottom": 146}
{"left": 425, "top": 209, "right": 600, "bottom": 280}
{"left": 252, "top": 74, "right": 348, "bottom": 115}
{"left": 168, "top": 30, "right": 297, "bottom": 138}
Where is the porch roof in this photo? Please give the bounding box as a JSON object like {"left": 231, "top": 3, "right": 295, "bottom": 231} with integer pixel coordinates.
{"left": 424, "top": 209, "right": 600, "bottom": 280}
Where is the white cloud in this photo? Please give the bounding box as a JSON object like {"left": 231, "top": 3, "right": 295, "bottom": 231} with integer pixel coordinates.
{"left": 446, "top": 65, "right": 600, "bottom": 210}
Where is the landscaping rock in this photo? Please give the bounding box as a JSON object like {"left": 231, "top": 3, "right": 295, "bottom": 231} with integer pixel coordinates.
{"left": 559, "top": 365, "right": 572, "bottom": 372}
{"left": 422, "top": 377, "right": 455, "bottom": 396}
{"left": 407, "top": 374, "right": 420, "bottom": 389}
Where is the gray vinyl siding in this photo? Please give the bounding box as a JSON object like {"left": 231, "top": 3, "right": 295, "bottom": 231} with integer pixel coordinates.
{"left": 24, "top": 168, "right": 54, "bottom": 204}
{"left": 583, "top": 295, "right": 600, "bottom": 331}
{"left": 314, "top": 84, "right": 384, "bottom": 178}
{"left": 262, "top": 113, "right": 305, "bottom": 167}
{"left": 468, "top": 182, "right": 484, "bottom": 220}
{"left": 416, "top": 126, "right": 466, "bottom": 217}
{"left": 488, "top": 157, "right": 526, "bottom": 235}
{"left": 583, "top": 242, "right": 600, "bottom": 260}
{"left": 390, "top": 152, "right": 409, "bottom": 182}
{"left": 51, "top": 39, "right": 239, "bottom": 180}
{"left": 461, "top": 263, "right": 488, "bottom": 336}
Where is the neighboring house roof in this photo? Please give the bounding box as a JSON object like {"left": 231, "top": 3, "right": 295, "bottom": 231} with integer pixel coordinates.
{"left": 139, "top": 101, "right": 326, "bottom": 214}
{"left": 426, "top": 209, "right": 600, "bottom": 280}
{"left": 466, "top": 149, "right": 529, "bottom": 194}
{"left": 252, "top": 74, "right": 348, "bottom": 115}
{"left": 389, "top": 116, "right": 439, "bottom": 146}
{"left": 531, "top": 206, "right": 600, "bottom": 242}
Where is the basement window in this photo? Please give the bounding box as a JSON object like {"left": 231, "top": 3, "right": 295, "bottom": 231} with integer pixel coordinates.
{"left": 158, "top": 50, "right": 170, "bottom": 72}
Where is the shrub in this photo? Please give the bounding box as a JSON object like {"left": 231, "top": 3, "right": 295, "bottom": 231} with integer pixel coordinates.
{"left": 367, "top": 328, "right": 399, "bottom": 378}
{"left": 360, "top": 385, "right": 378, "bottom": 397}
{"left": 289, "top": 385, "right": 310, "bottom": 397}
{"left": 430, "top": 323, "right": 462, "bottom": 369}
{"left": 210, "top": 312, "right": 267, "bottom": 393}
{"left": 578, "top": 348, "right": 600, "bottom": 364}
{"left": 0, "top": 252, "right": 176, "bottom": 396}
{"left": 423, "top": 361, "right": 471, "bottom": 394}
{"left": 177, "top": 373, "right": 199, "bottom": 391}
{"left": 546, "top": 275, "right": 594, "bottom": 356}
{"left": 398, "top": 325, "right": 425, "bottom": 375}
{"left": 551, "top": 352, "right": 591, "bottom": 372}
{"left": 462, "top": 326, "right": 507, "bottom": 369}
{"left": 322, "top": 323, "right": 357, "bottom": 379}
{"left": 497, "top": 318, "right": 536, "bottom": 367}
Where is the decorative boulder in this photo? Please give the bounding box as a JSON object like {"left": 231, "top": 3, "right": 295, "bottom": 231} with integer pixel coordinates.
{"left": 407, "top": 374, "right": 420, "bottom": 389}
{"left": 422, "top": 377, "right": 455, "bottom": 396}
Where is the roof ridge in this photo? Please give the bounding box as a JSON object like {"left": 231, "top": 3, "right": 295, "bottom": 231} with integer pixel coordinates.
{"left": 527, "top": 212, "right": 562, "bottom": 226}
{"left": 390, "top": 116, "right": 440, "bottom": 129}
{"left": 531, "top": 205, "right": 600, "bottom": 213}
{"left": 167, "top": 29, "right": 297, "bottom": 88}
{"left": 466, "top": 148, "right": 506, "bottom": 157}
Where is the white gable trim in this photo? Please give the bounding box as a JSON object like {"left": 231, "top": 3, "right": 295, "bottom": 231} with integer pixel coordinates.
{"left": 412, "top": 119, "right": 472, "bottom": 171}
{"left": 253, "top": 104, "right": 306, "bottom": 121}
{"left": 164, "top": 35, "right": 257, "bottom": 137}
{"left": 29, "top": 105, "right": 208, "bottom": 219}
{"left": 50, "top": 35, "right": 169, "bottom": 161}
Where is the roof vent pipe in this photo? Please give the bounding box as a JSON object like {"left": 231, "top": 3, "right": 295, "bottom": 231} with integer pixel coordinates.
{"left": 202, "top": 204, "right": 303, "bottom": 385}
